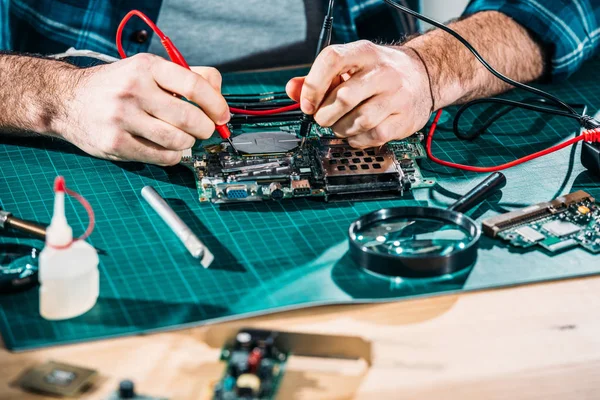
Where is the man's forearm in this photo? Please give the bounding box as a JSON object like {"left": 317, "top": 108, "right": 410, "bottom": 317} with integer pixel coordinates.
{"left": 404, "top": 11, "right": 545, "bottom": 110}
{"left": 0, "top": 54, "right": 78, "bottom": 136}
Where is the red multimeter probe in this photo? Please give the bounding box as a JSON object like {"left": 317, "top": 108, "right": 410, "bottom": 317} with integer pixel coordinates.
{"left": 116, "top": 10, "right": 300, "bottom": 153}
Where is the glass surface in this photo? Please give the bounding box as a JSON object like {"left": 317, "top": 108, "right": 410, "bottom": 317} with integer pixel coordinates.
{"left": 352, "top": 216, "right": 474, "bottom": 258}
{"left": 0, "top": 244, "right": 39, "bottom": 280}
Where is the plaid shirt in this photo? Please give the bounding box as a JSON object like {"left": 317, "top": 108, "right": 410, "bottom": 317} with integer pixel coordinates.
{"left": 464, "top": 0, "right": 600, "bottom": 81}
{"left": 0, "top": 0, "right": 404, "bottom": 59}
{"left": 0, "top": 0, "right": 597, "bottom": 80}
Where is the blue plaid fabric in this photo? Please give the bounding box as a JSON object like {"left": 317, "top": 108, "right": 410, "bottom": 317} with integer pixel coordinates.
{"left": 464, "top": 0, "right": 600, "bottom": 81}
{"left": 0, "top": 0, "right": 402, "bottom": 58}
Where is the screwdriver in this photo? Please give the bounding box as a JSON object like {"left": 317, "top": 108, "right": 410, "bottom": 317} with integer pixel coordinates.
{"left": 299, "top": 0, "right": 335, "bottom": 147}
{"left": 0, "top": 210, "right": 47, "bottom": 239}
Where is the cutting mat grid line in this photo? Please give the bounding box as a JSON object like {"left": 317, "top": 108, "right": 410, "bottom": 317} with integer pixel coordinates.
{"left": 1, "top": 61, "right": 599, "bottom": 351}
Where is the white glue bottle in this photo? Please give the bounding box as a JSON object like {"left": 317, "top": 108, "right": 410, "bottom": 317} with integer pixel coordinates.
{"left": 39, "top": 176, "right": 99, "bottom": 320}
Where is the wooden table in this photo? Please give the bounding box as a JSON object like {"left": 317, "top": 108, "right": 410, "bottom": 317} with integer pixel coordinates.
{"left": 2, "top": 276, "right": 600, "bottom": 400}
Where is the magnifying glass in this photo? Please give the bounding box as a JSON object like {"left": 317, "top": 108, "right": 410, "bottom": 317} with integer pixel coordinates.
{"left": 349, "top": 172, "right": 506, "bottom": 278}
{"left": 0, "top": 244, "right": 40, "bottom": 294}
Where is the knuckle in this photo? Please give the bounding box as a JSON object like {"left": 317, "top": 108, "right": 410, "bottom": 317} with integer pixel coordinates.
{"left": 372, "top": 125, "right": 389, "bottom": 143}
{"left": 171, "top": 133, "right": 195, "bottom": 151}
{"left": 116, "top": 75, "right": 139, "bottom": 100}
{"left": 330, "top": 122, "right": 348, "bottom": 138}
{"left": 205, "top": 67, "right": 222, "bottom": 87}
{"left": 129, "top": 53, "right": 154, "bottom": 73}
{"left": 356, "top": 114, "right": 376, "bottom": 132}
{"left": 163, "top": 151, "right": 182, "bottom": 166}
{"left": 132, "top": 53, "right": 154, "bottom": 64}
{"left": 321, "top": 46, "right": 342, "bottom": 68}
{"left": 356, "top": 40, "right": 376, "bottom": 52}
{"left": 107, "top": 104, "right": 125, "bottom": 126}
{"left": 105, "top": 131, "right": 125, "bottom": 154}
{"left": 182, "top": 74, "right": 204, "bottom": 100}
{"left": 335, "top": 87, "right": 354, "bottom": 107}
{"left": 177, "top": 106, "right": 195, "bottom": 130}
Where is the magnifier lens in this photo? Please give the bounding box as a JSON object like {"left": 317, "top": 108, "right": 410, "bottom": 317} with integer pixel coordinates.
{"left": 352, "top": 216, "right": 475, "bottom": 258}
{"left": 0, "top": 244, "right": 39, "bottom": 293}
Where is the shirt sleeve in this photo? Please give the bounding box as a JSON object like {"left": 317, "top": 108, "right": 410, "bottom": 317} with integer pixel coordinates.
{"left": 463, "top": 0, "right": 600, "bottom": 81}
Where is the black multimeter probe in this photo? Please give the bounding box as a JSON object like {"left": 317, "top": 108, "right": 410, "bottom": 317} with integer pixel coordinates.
{"left": 299, "top": 0, "right": 335, "bottom": 145}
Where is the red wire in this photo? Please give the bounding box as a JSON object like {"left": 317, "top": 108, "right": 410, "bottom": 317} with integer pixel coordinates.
{"left": 426, "top": 109, "right": 600, "bottom": 172}
{"left": 49, "top": 186, "right": 96, "bottom": 249}
{"left": 229, "top": 103, "right": 300, "bottom": 115}
{"left": 116, "top": 10, "right": 299, "bottom": 116}
{"left": 65, "top": 188, "right": 96, "bottom": 242}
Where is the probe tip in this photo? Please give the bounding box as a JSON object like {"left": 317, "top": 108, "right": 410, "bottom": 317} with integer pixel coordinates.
{"left": 227, "top": 137, "right": 239, "bottom": 154}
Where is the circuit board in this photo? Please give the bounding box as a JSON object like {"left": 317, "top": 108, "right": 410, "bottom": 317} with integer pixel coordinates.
{"left": 213, "top": 330, "right": 288, "bottom": 400}
{"left": 483, "top": 191, "right": 600, "bottom": 254}
{"left": 211, "top": 328, "right": 372, "bottom": 400}
{"left": 181, "top": 121, "right": 434, "bottom": 204}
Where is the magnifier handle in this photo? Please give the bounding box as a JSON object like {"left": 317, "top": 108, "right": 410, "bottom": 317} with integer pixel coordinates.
{"left": 448, "top": 172, "right": 506, "bottom": 214}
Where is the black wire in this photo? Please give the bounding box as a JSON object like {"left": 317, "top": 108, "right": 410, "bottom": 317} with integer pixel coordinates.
{"left": 453, "top": 98, "right": 586, "bottom": 140}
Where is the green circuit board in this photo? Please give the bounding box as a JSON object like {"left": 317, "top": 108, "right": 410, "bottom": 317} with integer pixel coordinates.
{"left": 213, "top": 331, "right": 287, "bottom": 400}
{"left": 483, "top": 191, "right": 600, "bottom": 254}
{"left": 182, "top": 121, "right": 434, "bottom": 204}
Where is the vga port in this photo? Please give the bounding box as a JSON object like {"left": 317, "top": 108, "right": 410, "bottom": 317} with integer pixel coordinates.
{"left": 225, "top": 185, "right": 248, "bottom": 199}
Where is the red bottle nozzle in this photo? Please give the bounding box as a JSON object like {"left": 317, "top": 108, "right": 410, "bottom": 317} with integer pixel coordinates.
{"left": 54, "top": 176, "right": 66, "bottom": 193}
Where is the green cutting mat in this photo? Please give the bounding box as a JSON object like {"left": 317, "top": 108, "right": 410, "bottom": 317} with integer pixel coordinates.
{"left": 1, "top": 59, "right": 600, "bottom": 351}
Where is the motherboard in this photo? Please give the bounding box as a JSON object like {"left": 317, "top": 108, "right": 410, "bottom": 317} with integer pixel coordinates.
{"left": 211, "top": 328, "right": 372, "bottom": 400}
{"left": 483, "top": 191, "right": 600, "bottom": 254}
{"left": 182, "top": 121, "right": 434, "bottom": 204}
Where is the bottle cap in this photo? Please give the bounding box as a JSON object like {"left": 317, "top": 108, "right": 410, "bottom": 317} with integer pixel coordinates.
{"left": 46, "top": 176, "right": 73, "bottom": 247}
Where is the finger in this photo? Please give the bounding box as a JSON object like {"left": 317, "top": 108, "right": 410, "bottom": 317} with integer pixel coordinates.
{"left": 313, "top": 69, "right": 381, "bottom": 128}
{"left": 301, "top": 41, "right": 378, "bottom": 114}
{"left": 287, "top": 75, "right": 345, "bottom": 104}
{"left": 347, "top": 114, "right": 413, "bottom": 149}
{"left": 190, "top": 66, "right": 222, "bottom": 91}
{"left": 123, "top": 110, "right": 196, "bottom": 151}
{"left": 141, "top": 88, "right": 216, "bottom": 140}
{"left": 331, "top": 94, "right": 396, "bottom": 138}
{"left": 151, "top": 59, "right": 230, "bottom": 125}
{"left": 286, "top": 76, "right": 305, "bottom": 103}
{"left": 110, "top": 132, "right": 182, "bottom": 166}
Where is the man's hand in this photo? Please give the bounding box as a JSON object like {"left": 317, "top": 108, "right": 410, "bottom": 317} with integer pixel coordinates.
{"left": 58, "top": 53, "right": 230, "bottom": 165}
{"left": 286, "top": 40, "right": 433, "bottom": 148}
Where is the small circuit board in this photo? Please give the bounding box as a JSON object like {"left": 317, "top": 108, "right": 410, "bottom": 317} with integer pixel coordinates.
{"left": 211, "top": 328, "right": 372, "bottom": 400}
{"left": 213, "top": 330, "right": 287, "bottom": 400}
{"left": 182, "top": 121, "right": 434, "bottom": 204}
{"left": 483, "top": 191, "right": 600, "bottom": 254}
